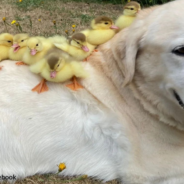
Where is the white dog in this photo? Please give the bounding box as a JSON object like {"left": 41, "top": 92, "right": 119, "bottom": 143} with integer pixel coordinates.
{"left": 1, "top": 0, "right": 184, "bottom": 183}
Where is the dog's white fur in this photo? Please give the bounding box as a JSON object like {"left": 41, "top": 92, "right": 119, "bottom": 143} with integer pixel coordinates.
{"left": 1, "top": 1, "right": 184, "bottom": 183}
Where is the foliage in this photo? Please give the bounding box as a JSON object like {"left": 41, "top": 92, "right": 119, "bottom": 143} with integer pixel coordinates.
{"left": 14, "top": 0, "right": 48, "bottom": 10}
{"left": 135, "top": 0, "right": 174, "bottom": 7}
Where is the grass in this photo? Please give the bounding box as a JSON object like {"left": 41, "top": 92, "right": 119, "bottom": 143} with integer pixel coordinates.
{"left": 14, "top": 174, "right": 120, "bottom": 184}
{"left": 0, "top": 0, "right": 174, "bottom": 37}
{"left": 1, "top": 173, "right": 120, "bottom": 184}
{"left": 0, "top": 0, "right": 175, "bottom": 183}
{"left": 1, "top": 0, "right": 123, "bottom": 37}
{"left": 12, "top": 0, "right": 174, "bottom": 10}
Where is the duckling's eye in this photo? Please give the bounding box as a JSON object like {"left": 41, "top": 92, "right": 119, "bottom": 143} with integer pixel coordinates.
{"left": 130, "top": 8, "right": 134, "bottom": 10}
{"left": 77, "top": 42, "right": 80, "bottom": 44}
{"left": 21, "top": 40, "right": 24, "bottom": 42}
{"left": 7, "top": 40, "right": 11, "bottom": 43}
{"left": 104, "top": 22, "right": 109, "bottom": 25}
{"left": 172, "top": 46, "right": 184, "bottom": 56}
{"left": 57, "top": 64, "right": 60, "bottom": 67}
{"left": 36, "top": 44, "right": 39, "bottom": 46}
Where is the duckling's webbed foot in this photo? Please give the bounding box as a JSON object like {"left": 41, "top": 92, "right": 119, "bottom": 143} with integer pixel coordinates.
{"left": 32, "top": 79, "right": 49, "bottom": 94}
{"left": 83, "top": 54, "right": 92, "bottom": 62}
{"left": 66, "top": 77, "right": 84, "bottom": 91}
{"left": 16, "top": 61, "right": 27, "bottom": 66}
{"left": 83, "top": 49, "right": 98, "bottom": 62}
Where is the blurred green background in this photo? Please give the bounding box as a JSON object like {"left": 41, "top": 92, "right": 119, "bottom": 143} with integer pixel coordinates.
{"left": 123, "top": 0, "right": 173, "bottom": 6}
{"left": 70, "top": 0, "right": 174, "bottom": 5}
{"left": 99, "top": 0, "right": 173, "bottom": 6}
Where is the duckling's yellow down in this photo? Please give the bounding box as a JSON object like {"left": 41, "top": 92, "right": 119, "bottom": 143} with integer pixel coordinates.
{"left": 43, "top": 61, "right": 87, "bottom": 82}
{"left": 81, "top": 16, "right": 118, "bottom": 46}
{"left": 48, "top": 35, "right": 67, "bottom": 44}
{"left": 0, "top": 33, "right": 13, "bottom": 61}
{"left": 30, "top": 58, "right": 88, "bottom": 83}
{"left": 115, "top": 1, "right": 141, "bottom": 30}
{"left": 54, "top": 42, "right": 95, "bottom": 61}
{"left": 9, "top": 33, "right": 29, "bottom": 61}
{"left": 82, "top": 29, "right": 115, "bottom": 46}
{"left": 23, "top": 37, "right": 54, "bottom": 65}
{"left": 51, "top": 34, "right": 95, "bottom": 61}
{"left": 115, "top": 16, "right": 135, "bottom": 30}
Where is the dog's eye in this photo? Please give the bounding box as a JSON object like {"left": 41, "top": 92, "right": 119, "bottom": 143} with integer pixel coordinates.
{"left": 172, "top": 46, "right": 184, "bottom": 56}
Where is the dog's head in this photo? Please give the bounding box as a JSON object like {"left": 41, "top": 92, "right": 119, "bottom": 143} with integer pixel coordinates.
{"left": 113, "top": 0, "right": 184, "bottom": 130}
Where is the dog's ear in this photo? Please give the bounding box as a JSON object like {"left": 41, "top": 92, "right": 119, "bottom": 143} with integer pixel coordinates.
{"left": 111, "top": 7, "right": 157, "bottom": 87}
{"left": 122, "top": 6, "right": 160, "bottom": 87}
{"left": 123, "top": 21, "right": 146, "bottom": 87}
{"left": 118, "top": 6, "right": 161, "bottom": 87}
{"left": 111, "top": 20, "right": 147, "bottom": 87}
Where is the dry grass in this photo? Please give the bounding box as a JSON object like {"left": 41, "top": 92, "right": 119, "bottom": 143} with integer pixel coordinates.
{"left": 0, "top": 0, "right": 122, "bottom": 37}
{"left": 8, "top": 174, "right": 120, "bottom": 184}
{"left": 0, "top": 0, "right": 122, "bottom": 183}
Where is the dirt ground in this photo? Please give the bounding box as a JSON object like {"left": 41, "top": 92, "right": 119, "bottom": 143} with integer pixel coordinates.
{"left": 0, "top": 0, "right": 122, "bottom": 183}
{"left": 13, "top": 174, "right": 120, "bottom": 184}
{"left": 0, "top": 0, "right": 122, "bottom": 37}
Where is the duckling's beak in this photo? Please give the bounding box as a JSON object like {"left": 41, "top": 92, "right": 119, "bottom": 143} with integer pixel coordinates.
{"left": 12, "top": 43, "right": 20, "bottom": 52}
{"left": 81, "top": 45, "right": 89, "bottom": 52}
{"left": 110, "top": 25, "right": 119, "bottom": 30}
{"left": 12, "top": 43, "right": 19, "bottom": 48}
{"left": 30, "top": 49, "right": 37, "bottom": 56}
{"left": 50, "top": 71, "right": 57, "bottom": 78}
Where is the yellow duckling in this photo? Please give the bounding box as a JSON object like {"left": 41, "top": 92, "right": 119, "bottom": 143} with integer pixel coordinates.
{"left": 30, "top": 52, "right": 88, "bottom": 93}
{"left": 23, "top": 37, "right": 54, "bottom": 65}
{"left": 29, "top": 47, "right": 68, "bottom": 74}
{"left": 81, "top": 16, "right": 119, "bottom": 46}
{"left": 0, "top": 33, "right": 13, "bottom": 67}
{"left": 54, "top": 33, "right": 96, "bottom": 61}
{"left": 9, "top": 33, "right": 29, "bottom": 64}
{"left": 115, "top": 1, "right": 141, "bottom": 30}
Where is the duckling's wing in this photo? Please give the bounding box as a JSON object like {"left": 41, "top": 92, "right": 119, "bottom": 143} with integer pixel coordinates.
{"left": 29, "top": 58, "right": 46, "bottom": 74}
{"left": 70, "top": 61, "right": 88, "bottom": 78}
{"left": 48, "top": 35, "right": 68, "bottom": 44}
{"left": 54, "top": 42, "right": 69, "bottom": 53}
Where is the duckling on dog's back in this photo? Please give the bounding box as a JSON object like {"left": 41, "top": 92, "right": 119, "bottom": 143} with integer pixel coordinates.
{"left": 54, "top": 33, "right": 95, "bottom": 61}
{"left": 115, "top": 1, "right": 141, "bottom": 30}
{"left": 9, "top": 33, "right": 29, "bottom": 61}
{"left": 23, "top": 36, "right": 54, "bottom": 65}
{"left": 0, "top": 33, "right": 13, "bottom": 62}
{"left": 81, "top": 16, "right": 119, "bottom": 46}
